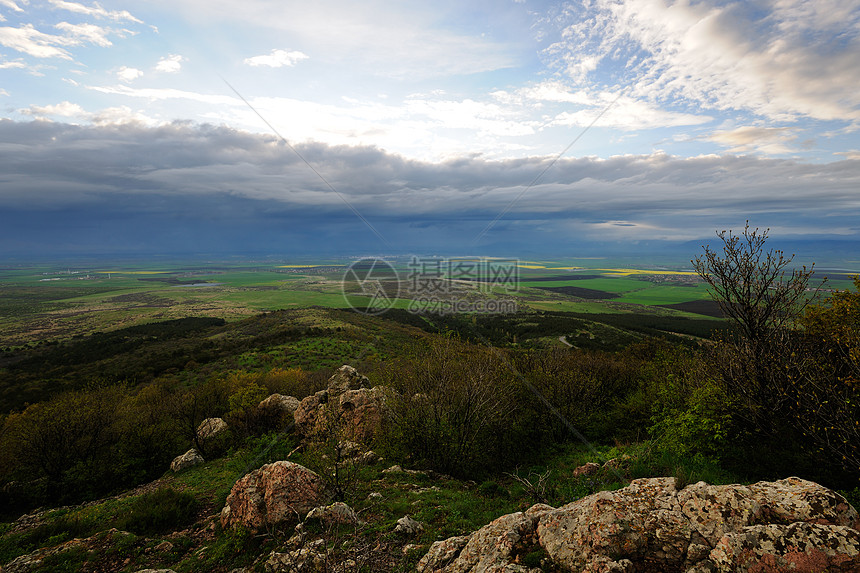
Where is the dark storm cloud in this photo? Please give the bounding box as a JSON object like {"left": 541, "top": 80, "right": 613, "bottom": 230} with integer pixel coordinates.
{"left": 2, "top": 119, "right": 859, "bottom": 255}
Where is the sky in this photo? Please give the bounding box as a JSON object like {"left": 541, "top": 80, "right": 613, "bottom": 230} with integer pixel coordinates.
{"left": 2, "top": 0, "right": 860, "bottom": 259}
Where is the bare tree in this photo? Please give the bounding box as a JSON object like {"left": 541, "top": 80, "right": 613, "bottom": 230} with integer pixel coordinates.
{"left": 693, "top": 223, "right": 820, "bottom": 435}
{"left": 694, "top": 222, "right": 817, "bottom": 343}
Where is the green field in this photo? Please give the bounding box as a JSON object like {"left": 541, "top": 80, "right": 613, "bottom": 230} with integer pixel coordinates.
{"left": 1, "top": 257, "right": 850, "bottom": 346}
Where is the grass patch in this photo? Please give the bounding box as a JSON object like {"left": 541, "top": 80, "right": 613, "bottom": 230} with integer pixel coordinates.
{"left": 114, "top": 488, "right": 198, "bottom": 535}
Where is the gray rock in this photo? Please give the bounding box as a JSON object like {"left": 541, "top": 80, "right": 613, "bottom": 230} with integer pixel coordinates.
{"left": 305, "top": 502, "right": 359, "bottom": 526}
{"left": 418, "top": 477, "right": 860, "bottom": 573}
{"left": 196, "top": 417, "right": 227, "bottom": 440}
{"left": 258, "top": 394, "right": 301, "bottom": 417}
{"left": 169, "top": 448, "right": 204, "bottom": 472}
{"left": 394, "top": 515, "right": 424, "bottom": 536}
{"left": 417, "top": 535, "right": 471, "bottom": 572}
{"left": 327, "top": 365, "right": 369, "bottom": 395}
{"left": 708, "top": 522, "right": 860, "bottom": 572}
{"left": 220, "top": 461, "right": 329, "bottom": 532}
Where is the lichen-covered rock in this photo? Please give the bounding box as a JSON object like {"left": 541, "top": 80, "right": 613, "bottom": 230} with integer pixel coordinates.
{"left": 394, "top": 515, "right": 424, "bottom": 536}
{"left": 538, "top": 477, "right": 694, "bottom": 571}
{"left": 305, "top": 502, "right": 359, "bottom": 526}
{"left": 265, "top": 539, "right": 327, "bottom": 573}
{"left": 706, "top": 521, "right": 860, "bottom": 572}
{"left": 196, "top": 417, "right": 228, "bottom": 440}
{"left": 748, "top": 476, "right": 860, "bottom": 528}
{"left": 421, "top": 477, "right": 860, "bottom": 573}
{"left": 326, "top": 365, "right": 368, "bottom": 395}
{"left": 677, "top": 481, "right": 762, "bottom": 546}
{"left": 417, "top": 535, "right": 471, "bottom": 572}
{"left": 337, "top": 387, "right": 384, "bottom": 443}
{"left": 259, "top": 394, "right": 301, "bottom": 417}
{"left": 294, "top": 367, "right": 386, "bottom": 445}
{"left": 422, "top": 504, "right": 552, "bottom": 573}
{"left": 169, "top": 448, "right": 204, "bottom": 472}
{"left": 572, "top": 462, "right": 601, "bottom": 477}
{"left": 294, "top": 390, "right": 327, "bottom": 438}
{"left": 221, "top": 461, "right": 329, "bottom": 531}
{"left": 678, "top": 476, "right": 860, "bottom": 548}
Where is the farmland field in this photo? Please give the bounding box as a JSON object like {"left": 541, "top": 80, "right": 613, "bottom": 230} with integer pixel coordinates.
{"left": 0, "top": 257, "right": 849, "bottom": 346}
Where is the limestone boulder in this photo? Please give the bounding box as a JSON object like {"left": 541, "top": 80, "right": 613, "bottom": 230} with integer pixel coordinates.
{"left": 337, "top": 387, "right": 385, "bottom": 443}
{"left": 196, "top": 417, "right": 228, "bottom": 440}
{"left": 419, "top": 477, "right": 860, "bottom": 573}
{"left": 265, "top": 539, "right": 327, "bottom": 573}
{"left": 417, "top": 536, "right": 471, "bottom": 573}
{"left": 326, "top": 365, "right": 368, "bottom": 395}
{"left": 418, "top": 504, "right": 552, "bottom": 573}
{"left": 170, "top": 449, "right": 204, "bottom": 472}
{"left": 293, "top": 367, "right": 386, "bottom": 445}
{"left": 572, "top": 462, "right": 601, "bottom": 477}
{"left": 538, "top": 477, "right": 693, "bottom": 571}
{"left": 220, "top": 461, "right": 329, "bottom": 531}
{"left": 394, "top": 515, "right": 424, "bottom": 536}
{"left": 706, "top": 522, "right": 860, "bottom": 572}
{"left": 305, "top": 502, "right": 359, "bottom": 526}
{"left": 259, "top": 394, "right": 301, "bottom": 418}
{"left": 294, "top": 390, "right": 328, "bottom": 438}
{"left": 748, "top": 476, "right": 859, "bottom": 528}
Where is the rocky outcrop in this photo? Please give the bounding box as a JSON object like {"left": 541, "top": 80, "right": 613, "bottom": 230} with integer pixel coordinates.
{"left": 326, "top": 365, "right": 368, "bottom": 394}
{"left": 419, "top": 477, "right": 860, "bottom": 573}
{"left": 294, "top": 366, "right": 386, "bottom": 444}
{"left": 419, "top": 503, "right": 552, "bottom": 572}
{"left": 220, "top": 461, "right": 329, "bottom": 531}
{"left": 196, "top": 417, "right": 228, "bottom": 440}
{"left": 705, "top": 522, "right": 860, "bottom": 572}
{"left": 305, "top": 502, "right": 359, "bottom": 526}
{"left": 259, "top": 394, "right": 301, "bottom": 419}
{"left": 394, "top": 515, "right": 424, "bottom": 536}
{"left": 572, "top": 462, "right": 601, "bottom": 477}
{"left": 266, "top": 539, "right": 327, "bottom": 573}
{"left": 169, "top": 448, "right": 204, "bottom": 472}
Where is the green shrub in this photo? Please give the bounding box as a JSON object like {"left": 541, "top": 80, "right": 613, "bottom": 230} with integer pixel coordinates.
{"left": 114, "top": 488, "right": 198, "bottom": 535}
{"left": 0, "top": 514, "right": 98, "bottom": 564}
{"left": 375, "top": 336, "right": 523, "bottom": 477}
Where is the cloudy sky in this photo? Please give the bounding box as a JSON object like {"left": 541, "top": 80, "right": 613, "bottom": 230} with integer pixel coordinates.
{"left": 2, "top": 0, "right": 860, "bottom": 258}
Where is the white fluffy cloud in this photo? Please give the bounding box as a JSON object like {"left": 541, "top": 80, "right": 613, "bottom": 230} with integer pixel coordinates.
{"left": 244, "top": 49, "right": 308, "bottom": 68}
{"left": 708, "top": 126, "right": 799, "bottom": 155}
{"left": 48, "top": 0, "right": 142, "bottom": 23}
{"left": 0, "top": 59, "right": 27, "bottom": 69}
{"left": 19, "top": 101, "right": 155, "bottom": 125}
{"left": 547, "top": 0, "right": 860, "bottom": 124}
{"left": 21, "top": 100, "right": 87, "bottom": 118}
{"left": 54, "top": 21, "right": 112, "bottom": 47}
{"left": 155, "top": 54, "right": 184, "bottom": 73}
{"left": 0, "top": 0, "right": 24, "bottom": 12}
{"left": 0, "top": 24, "right": 73, "bottom": 58}
{"left": 117, "top": 66, "right": 142, "bottom": 82}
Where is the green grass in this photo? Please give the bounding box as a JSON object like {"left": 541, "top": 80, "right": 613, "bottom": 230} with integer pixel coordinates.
{"left": 523, "top": 299, "right": 625, "bottom": 313}
{"left": 519, "top": 277, "right": 649, "bottom": 292}
{"left": 616, "top": 284, "right": 713, "bottom": 305}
